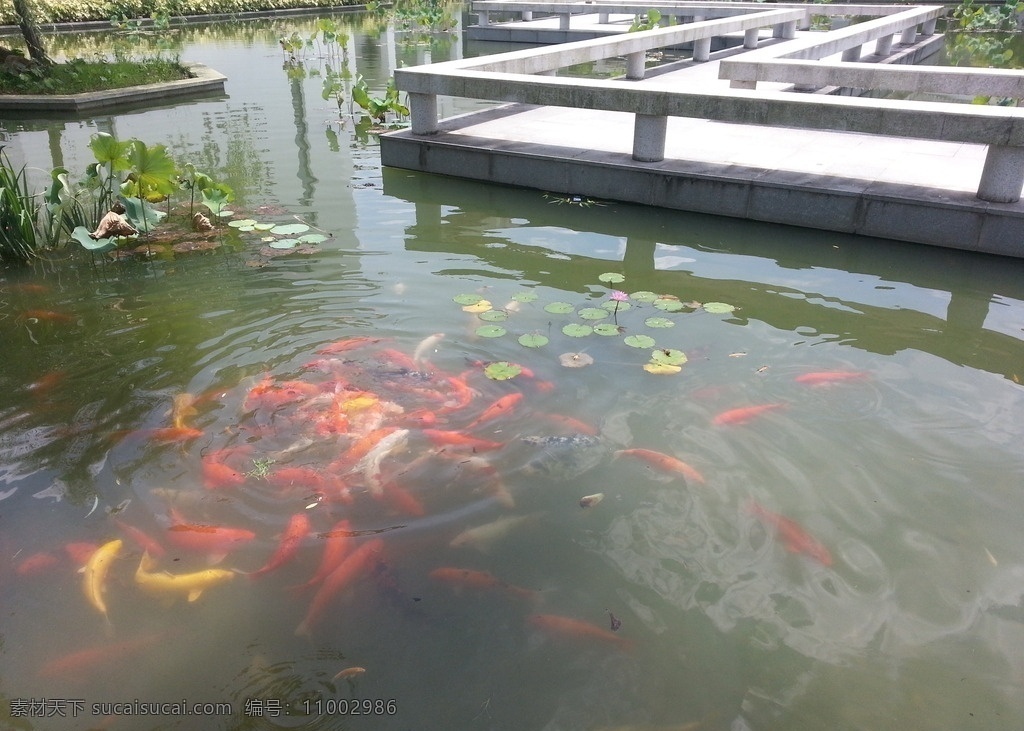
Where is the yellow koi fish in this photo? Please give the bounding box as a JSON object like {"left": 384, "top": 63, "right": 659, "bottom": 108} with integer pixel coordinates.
{"left": 82, "top": 539, "right": 122, "bottom": 622}
{"left": 134, "top": 551, "right": 235, "bottom": 602}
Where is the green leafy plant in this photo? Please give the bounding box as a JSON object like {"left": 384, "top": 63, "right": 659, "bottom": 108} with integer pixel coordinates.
{"left": 0, "top": 146, "right": 41, "bottom": 265}
{"left": 629, "top": 8, "right": 662, "bottom": 32}
{"left": 352, "top": 75, "right": 410, "bottom": 124}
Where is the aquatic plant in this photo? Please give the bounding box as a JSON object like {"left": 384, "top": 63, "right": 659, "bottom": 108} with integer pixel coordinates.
{"left": 628, "top": 8, "right": 662, "bottom": 32}
{"left": 0, "top": 146, "right": 41, "bottom": 265}
{"left": 352, "top": 75, "right": 410, "bottom": 125}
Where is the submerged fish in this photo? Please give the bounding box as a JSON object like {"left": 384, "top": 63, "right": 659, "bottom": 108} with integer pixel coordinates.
{"left": 466, "top": 392, "right": 523, "bottom": 429}
{"left": 247, "top": 513, "right": 311, "bottom": 578}
{"left": 614, "top": 448, "right": 705, "bottom": 485}
{"left": 296, "top": 538, "right": 384, "bottom": 637}
{"left": 170, "top": 393, "right": 198, "bottom": 430}
{"left": 747, "top": 500, "right": 832, "bottom": 566}
{"left": 450, "top": 513, "right": 536, "bottom": 552}
{"left": 357, "top": 428, "right": 409, "bottom": 496}
{"left": 430, "top": 566, "right": 538, "bottom": 601}
{"left": 521, "top": 434, "right": 605, "bottom": 480}
{"left": 794, "top": 370, "right": 867, "bottom": 386}
{"left": 413, "top": 332, "right": 445, "bottom": 365}
{"left": 712, "top": 403, "right": 785, "bottom": 426}
{"left": 134, "top": 551, "right": 235, "bottom": 602}
{"left": 528, "top": 613, "right": 633, "bottom": 651}
{"left": 82, "top": 539, "right": 122, "bottom": 622}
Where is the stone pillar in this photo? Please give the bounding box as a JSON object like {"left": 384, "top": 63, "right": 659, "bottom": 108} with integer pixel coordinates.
{"left": 841, "top": 45, "right": 861, "bottom": 62}
{"left": 559, "top": 12, "right": 571, "bottom": 30}
{"left": 633, "top": 114, "right": 667, "bottom": 162}
{"left": 626, "top": 51, "right": 646, "bottom": 80}
{"left": 922, "top": 17, "right": 937, "bottom": 35}
{"left": 773, "top": 20, "right": 796, "bottom": 38}
{"left": 900, "top": 25, "right": 917, "bottom": 44}
{"left": 874, "top": 34, "right": 893, "bottom": 56}
{"left": 477, "top": 10, "right": 489, "bottom": 26}
{"left": 977, "top": 145, "right": 1024, "bottom": 203}
{"left": 522, "top": 10, "right": 533, "bottom": 20}
{"left": 743, "top": 28, "right": 759, "bottom": 49}
{"left": 598, "top": 11, "right": 609, "bottom": 23}
{"left": 409, "top": 92, "right": 439, "bottom": 135}
{"left": 693, "top": 37, "right": 712, "bottom": 62}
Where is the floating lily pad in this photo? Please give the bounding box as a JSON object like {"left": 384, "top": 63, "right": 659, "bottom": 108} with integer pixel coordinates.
{"left": 228, "top": 218, "right": 257, "bottom": 228}
{"left": 624, "top": 334, "right": 657, "bottom": 349}
{"left": 654, "top": 298, "right": 685, "bottom": 312}
{"left": 478, "top": 310, "right": 508, "bottom": 322}
{"left": 512, "top": 291, "right": 539, "bottom": 303}
{"left": 454, "top": 293, "right": 484, "bottom": 305}
{"left": 562, "top": 323, "right": 593, "bottom": 337}
{"left": 645, "top": 317, "right": 675, "bottom": 329}
{"left": 269, "top": 238, "right": 300, "bottom": 249}
{"left": 703, "top": 302, "right": 736, "bottom": 314}
{"left": 579, "top": 307, "right": 609, "bottom": 321}
{"left": 253, "top": 222, "right": 276, "bottom": 231}
{"left": 559, "top": 352, "right": 594, "bottom": 368}
{"left": 216, "top": 210, "right": 234, "bottom": 217}
{"left": 518, "top": 333, "right": 549, "bottom": 348}
{"left": 630, "top": 290, "right": 659, "bottom": 302}
{"left": 299, "top": 233, "right": 328, "bottom": 244}
{"left": 643, "top": 362, "right": 683, "bottom": 375}
{"left": 593, "top": 323, "right": 622, "bottom": 336}
{"left": 544, "top": 302, "right": 575, "bottom": 315}
{"left": 271, "top": 223, "right": 310, "bottom": 236}
{"left": 238, "top": 225, "right": 255, "bottom": 232}
{"left": 598, "top": 272, "right": 625, "bottom": 284}
{"left": 650, "top": 348, "right": 688, "bottom": 366}
{"left": 476, "top": 325, "right": 506, "bottom": 338}
{"left": 484, "top": 361, "right": 522, "bottom": 380}
{"left": 463, "top": 300, "right": 493, "bottom": 314}
{"left": 603, "top": 300, "right": 632, "bottom": 313}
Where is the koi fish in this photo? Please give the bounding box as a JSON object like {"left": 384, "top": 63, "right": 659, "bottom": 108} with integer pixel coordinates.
{"left": 317, "top": 336, "right": 384, "bottom": 355}
{"left": 440, "top": 374, "right": 476, "bottom": 412}
{"left": 357, "top": 428, "right": 409, "bottom": 496}
{"left": 20, "top": 309, "right": 76, "bottom": 323}
{"left": 113, "top": 518, "right": 166, "bottom": 558}
{"left": 295, "top": 538, "right": 384, "bottom": 637}
{"left": 430, "top": 567, "right": 538, "bottom": 601}
{"left": 201, "top": 453, "right": 246, "bottom": 490}
{"left": 82, "top": 539, "right": 122, "bottom": 622}
{"left": 613, "top": 448, "right": 705, "bottom": 485}
{"left": 267, "top": 466, "right": 326, "bottom": 492}
{"left": 15, "top": 551, "right": 60, "bottom": 576}
{"left": 248, "top": 513, "right": 311, "bottom": 578}
{"left": 38, "top": 632, "right": 163, "bottom": 678}
{"left": 711, "top": 403, "right": 785, "bottom": 426}
{"left": 25, "top": 370, "right": 66, "bottom": 396}
{"left": 333, "top": 666, "right": 367, "bottom": 681}
{"left": 134, "top": 551, "right": 236, "bottom": 602}
{"left": 165, "top": 513, "right": 255, "bottom": 563}
{"left": 528, "top": 613, "right": 633, "bottom": 651}
{"left": 794, "top": 370, "right": 867, "bottom": 385}
{"left": 450, "top": 513, "right": 535, "bottom": 552}
{"left": 422, "top": 429, "right": 504, "bottom": 452}
{"left": 541, "top": 413, "right": 599, "bottom": 435}
{"left": 170, "top": 393, "right": 198, "bottom": 429}
{"left": 135, "top": 426, "right": 204, "bottom": 443}
{"left": 747, "top": 500, "right": 832, "bottom": 566}
{"left": 65, "top": 541, "right": 100, "bottom": 567}
{"left": 379, "top": 482, "right": 426, "bottom": 517}
{"left": 343, "top": 426, "right": 399, "bottom": 465}
{"left": 455, "top": 454, "right": 515, "bottom": 508}
{"left": 466, "top": 392, "right": 523, "bottom": 429}
{"left": 294, "top": 519, "right": 352, "bottom": 590}
{"left": 413, "top": 332, "right": 445, "bottom": 365}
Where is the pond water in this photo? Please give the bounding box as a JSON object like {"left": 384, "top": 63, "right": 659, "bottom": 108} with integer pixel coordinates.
{"left": 3, "top": 12, "right": 1024, "bottom": 731}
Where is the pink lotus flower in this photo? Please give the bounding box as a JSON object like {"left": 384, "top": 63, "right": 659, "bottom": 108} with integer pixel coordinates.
{"left": 610, "top": 290, "right": 629, "bottom": 302}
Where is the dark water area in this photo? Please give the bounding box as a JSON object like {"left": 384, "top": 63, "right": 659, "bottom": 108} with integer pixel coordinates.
{"left": 1, "top": 12, "right": 1024, "bottom": 731}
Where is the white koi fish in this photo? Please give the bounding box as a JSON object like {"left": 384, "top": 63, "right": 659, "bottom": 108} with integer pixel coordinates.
{"left": 412, "top": 332, "right": 445, "bottom": 366}
{"left": 357, "top": 428, "right": 409, "bottom": 496}
{"left": 449, "top": 513, "right": 536, "bottom": 552}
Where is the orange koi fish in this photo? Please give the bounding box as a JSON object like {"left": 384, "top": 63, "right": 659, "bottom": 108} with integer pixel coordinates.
{"left": 248, "top": 513, "right": 311, "bottom": 578}
{"left": 131, "top": 426, "right": 203, "bottom": 443}
{"left": 467, "top": 393, "right": 523, "bottom": 429}
{"left": 440, "top": 374, "right": 475, "bottom": 412}
{"left": 375, "top": 348, "right": 420, "bottom": 371}
{"left": 528, "top": 613, "right": 633, "bottom": 651}
{"left": 65, "top": 541, "right": 100, "bottom": 567}
{"left": 541, "top": 413, "right": 598, "bottom": 435}
{"left": 711, "top": 403, "right": 785, "bottom": 426}
{"left": 614, "top": 448, "right": 705, "bottom": 485}
{"left": 170, "top": 393, "right": 198, "bottom": 429}
{"left": 267, "top": 466, "right": 327, "bottom": 492}
{"left": 343, "top": 426, "right": 399, "bottom": 465}
{"left": 201, "top": 455, "right": 246, "bottom": 490}
{"left": 747, "top": 500, "right": 833, "bottom": 567}
{"left": 430, "top": 567, "right": 537, "bottom": 601}
{"left": 379, "top": 482, "right": 426, "bottom": 517}
{"left": 333, "top": 666, "right": 367, "bottom": 681}
{"left": 294, "top": 519, "right": 353, "bottom": 590}
{"left": 794, "top": 370, "right": 867, "bottom": 386}
{"left": 25, "top": 370, "right": 66, "bottom": 396}
{"left": 20, "top": 309, "right": 75, "bottom": 323}
{"left": 165, "top": 512, "right": 255, "bottom": 562}
{"left": 15, "top": 551, "right": 60, "bottom": 576}
{"left": 295, "top": 538, "right": 384, "bottom": 637}
{"left": 38, "top": 633, "right": 163, "bottom": 678}
{"left": 317, "top": 336, "right": 384, "bottom": 355}
{"left": 113, "top": 518, "right": 166, "bottom": 558}
{"left": 422, "top": 429, "right": 504, "bottom": 452}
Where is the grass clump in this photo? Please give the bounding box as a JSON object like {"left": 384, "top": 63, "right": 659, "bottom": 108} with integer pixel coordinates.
{"left": 0, "top": 57, "right": 192, "bottom": 94}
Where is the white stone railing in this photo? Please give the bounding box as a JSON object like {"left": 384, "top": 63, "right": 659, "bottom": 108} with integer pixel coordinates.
{"left": 395, "top": 4, "right": 1024, "bottom": 203}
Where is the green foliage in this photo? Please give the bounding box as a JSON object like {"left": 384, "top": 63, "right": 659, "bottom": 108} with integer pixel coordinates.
{"left": 0, "top": 57, "right": 189, "bottom": 95}
{"left": 352, "top": 74, "right": 410, "bottom": 124}
{"left": 628, "top": 8, "right": 662, "bottom": 33}
{"left": 279, "top": 17, "right": 351, "bottom": 112}
{"left": 0, "top": 147, "right": 41, "bottom": 266}
{"left": 0, "top": 0, "right": 362, "bottom": 25}
{"left": 952, "top": 0, "right": 1024, "bottom": 31}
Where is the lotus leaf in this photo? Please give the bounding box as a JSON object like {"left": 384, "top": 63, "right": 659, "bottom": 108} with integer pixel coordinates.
{"left": 238, "top": 226, "right": 255, "bottom": 232}
{"left": 630, "top": 290, "right": 659, "bottom": 302}
{"left": 598, "top": 272, "right": 625, "bottom": 284}
{"left": 518, "top": 334, "right": 549, "bottom": 348}
{"left": 559, "top": 352, "right": 594, "bottom": 368}
{"left": 72, "top": 226, "right": 120, "bottom": 253}
{"left": 253, "top": 223, "right": 276, "bottom": 231}
{"left": 478, "top": 310, "right": 508, "bottom": 322}
{"left": 562, "top": 323, "right": 593, "bottom": 337}
{"left": 476, "top": 325, "right": 506, "bottom": 338}
{"left": 544, "top": 302, "right": 575, "bottom": 315}
{"left": 484, "top": 361, "right": 522, "bottom": 380}
{"left": 703, "top": 302, "right": 736, "bottom": 314}
{"left": 299, "top": 234, "right": 328, "bottom": 244}
{"left": 624, "top": 334, "right": 657, "bottom": 349}
{"left": 271, "top": 223, "right": 310, "bottom": 236}
{"left": 650, "top": 349, "right": 687, "bottom": 366}
{"left": 645, "top": 317, "right": 675, "bottom": 328}
{"left": 454, "top": 293, "right": 484, "bottom": 305}
{"left": 228, "top": 219, "right": 258, "bottom": 228}
{"left": 602, "top": 300, "right": 632, "bottom": 312}
{"left": 593, "top": 323, "right": 622, "bottom": 336}
{"left": 653, "top": 298, "right": 685, "bottom": 312}
{"left": 579, "top": 308, "right": 609, "bottom": 321}
{"left": 512, "top": 291, "right": 539, "bottom": 303}
{"left": 269, "top": 238, "right": 300, "bottom": 249}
